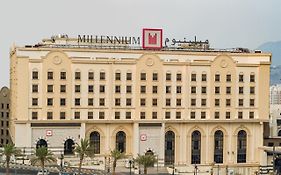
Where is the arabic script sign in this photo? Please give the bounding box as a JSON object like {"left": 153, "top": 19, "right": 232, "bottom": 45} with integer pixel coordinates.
{"left": 142, "top": 28, "right": 162, "bottom": 50}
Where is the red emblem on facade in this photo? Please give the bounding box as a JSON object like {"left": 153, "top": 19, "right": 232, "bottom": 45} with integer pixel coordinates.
{"left": 142, "top": 28, "right": 162, "bottom": 49}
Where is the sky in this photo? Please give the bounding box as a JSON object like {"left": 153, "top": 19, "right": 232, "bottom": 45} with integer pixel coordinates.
{"left": 0, "top": 0, "right": 281, "bottom": 88}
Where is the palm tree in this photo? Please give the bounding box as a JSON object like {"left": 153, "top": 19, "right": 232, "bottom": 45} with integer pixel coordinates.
{"left": 0, "top": 144, "right": 21, "bottom": 175}
{"left": 110, "top": 149, "right": 125, "bottom": 175}
{"left": 74, "top": 138, "right": 94, "bottom": 175}
{"left": 135, "top": 154, "right": 157, "bottom": 174}
{"left": 30, "top": 147, "right": 56, "bottom": 174}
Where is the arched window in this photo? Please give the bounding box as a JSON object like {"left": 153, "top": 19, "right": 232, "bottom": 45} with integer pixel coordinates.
{"left": 36, "top": 139, "right": 48, "bottom": 148}
{"left": 214, "top": 130, "right": 224, "bottom": 163}
{"left": 64, "top": 139, "right": 75, "bottom": 155}
{"left": 237, "top": 130, "right": 247, "bottom": 163}
{"left": 90, "top": 131, "right": 100, "bottom": 154}
{"left": 278, "top": 130, "right": 281, "bottom": 137}
{"left": 165, "top": 131, "right": 175, "bottom": 165}
{"left": 191, "top": 130, "right": 201, "bottom": 164}
{"left": 116, "top": 131, "right": 126, "bottom": 153}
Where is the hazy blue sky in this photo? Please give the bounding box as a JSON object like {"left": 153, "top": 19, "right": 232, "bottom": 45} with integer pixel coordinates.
{"left": 1, "top": 0, "right": 281, "bottom": 87}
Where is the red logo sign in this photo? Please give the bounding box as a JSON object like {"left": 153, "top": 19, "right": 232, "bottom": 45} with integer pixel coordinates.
{"left": 142, "top": 28, "right": 162, "bottom": 49}
{"left": 46, "top": 130, "right": 53, "bottom": 136}
{"left": 140, "top": 134, "right": 147, "bottom": 141}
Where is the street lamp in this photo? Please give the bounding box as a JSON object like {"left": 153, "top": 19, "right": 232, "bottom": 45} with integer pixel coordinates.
{"left": 59, "top": 152, "right": 64, "bottom": 172}
{"left": 129, "top": 159, "right": 132, "bottom": 175}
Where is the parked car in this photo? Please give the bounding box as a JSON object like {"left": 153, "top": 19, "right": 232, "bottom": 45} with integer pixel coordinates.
{"left": 37, "top": 169, "right": 49, "bottom": 175}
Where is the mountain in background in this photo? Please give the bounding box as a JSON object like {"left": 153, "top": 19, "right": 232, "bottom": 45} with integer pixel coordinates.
{"left": 257, "top": 41, "right": 281, "bottom": 85}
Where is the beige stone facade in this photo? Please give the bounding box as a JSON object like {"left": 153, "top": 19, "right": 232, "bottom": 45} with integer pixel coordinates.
{"left": 0, "top": 86, "right": 12, "bottom": 146}
{"left": 10, "top": 36, "right": 271, "bottom": 174}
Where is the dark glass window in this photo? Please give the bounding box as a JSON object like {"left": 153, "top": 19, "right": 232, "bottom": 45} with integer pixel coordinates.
{"left": 64, "top": 139, "right": 74, "bottom": 155}
{"left": 214, "top": 130, "right": 224, "bottom": 163}
{"left": 116, "top": 131, "right": 126, "bottom": 153}
{"left": 191, "top": 131, "right": 201, "bottom": 164}
{"left": 237, "top": 130, "right": 247, "bottom": 163}
{"left": 165, "top": 131, "right": 175, "bottom": 165}
{"left": 90, "top": 132, "right": 100, "bottom": 154}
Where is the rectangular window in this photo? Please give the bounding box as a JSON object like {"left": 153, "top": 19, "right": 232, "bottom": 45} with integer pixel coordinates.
{"left": 99, "top": 112, "right": 105, "bottom": 119}
{"left": 191, "top": 86, "right": 196, "bottom": 94}
{"left": 115, "top": 98, "right": 121, "bottom": 106}
{"left": 176, "top": 112, "right": 181, "bottom": 119}
{"left": 115, "top": 85, "right": 121, "bottom": 93}
{"left": 226, "top": 87, "right": 231, "bottom": 94}
{"left": 60, "top": 112, "right": 66, "bottom": 119}
{"left": 88, "top": 85, "right": 94, "bottom": 93}
{"left": 32, "top": 112, "right": 38, "bottom": 120}
{"left": 201, "top": 99, "right": 206, "bottom": 106}
{"left": 115, "top": 112, "right": 120, "bottom": 119}
{"left": 32, "top": 84, "right": 38, "bottom": 93}
{"left": 166, "top": 98, "right": 171, "bottom": 106}
{"left": 126, "top": 98, "right": 132, "bottom": 106}
{"left": 75, "top": 85, "right": 80, "bottom": 93}
{"left": 215, "top": 87, "right": 220, "bottom": 94}
{"left": 140, "top": 86, "right": 146, "bottom": 93}
{"left": 239, "top": 87, "right": 243, "bottom": 94}
{"left": 60, "top": 85, "right": 66, "bottom": 93}
{"left": 239, "top": 99, "right": 243, "bottom": 106}
{"left": 191, "top": 112, "right": 196, "bottom": 119}
{"left": 126, "top": 73, "right": 132, "bottom": 80}
{"left": 47, "top": 112, "right": 53, "bottom": 120}
{"left": 249, "top": 112, "right": 254, "bottom": 119}
{"left": 250, "top": 99, "right": 255, "bottom": 106}
{"left": 100, "top": 72, "right": 105, "bottom": 80}
{"left": 140, "top": 112, "right": 145, "bottom": 119}
{"left": 201, "top": 112, "right": 206, "bottom": 119}
{"left": 88, "top": 72, "right": 94, "bottom": 80}
{"left": 152, "top": 98, "right": 158, "bottom": 106}
{"left": 215, "top": 74, "right": 220, "bottom": 82}
{"left": 166, "top": 73, "right": 171, "bottom": 81}
{"left": 226, "top": 74, "right": 231, "bottom": 82}
{"left": 126, "top": 112, "right": 131, "bottom": 119}
{"left": 226, "top": 99, "right": 231, "bottom": 106}
{"left": 176, "top": 86, "right": 182, "bottom": 94}
{"left": 100, "top": 85, "right": 105, "bottom": 93}
{"left": 176, "top": 99, "right": 181, "bottom": 106}
{"left": 88, "top": 98, "right": 94, "bottom": 106}
{"left": 239, "top": 74, "right": 244, "bottom": 82}
{"left": 166, "top": 86, "right": 171, "bottom": 93}
{"left": 215, "top": 99, "right": 220, "bottom": 106}
{"left": 191, "top": 99, "right": 196, "bottom": 106}
{"left": 202, "top": 74, "right": 207, "bottom": 81}
{"left": 201, "top": 87, "right": 206, "bottom": 94}
{"left": 47, "top": 98, "right": 53, "bottom": 106}
{"left": 250, "top": 74, "right": 255, "bottom": 82}
{"left": 140, "top": 98, "right": 146, "bottom": 106}
{"left": 75, "top": 98, "right": 80, "bottom": 106}
{"left": 226, "top": 112, "right": 230, "bottom": 119}
{"left": 141, "top": 73, "right": 146, "bottom": 80}
{"left": 6, "top": 104, "right": 9, "bottom": 109}
{"left": 238, "top": 111, "right": 243, "bottom": 119}
{"left": 6, "top": 112, "right": 9, "bottom": 118}
{"left": 153, "top": 86, "right": 158, "bottom": 93}
{"left": 115, "top": 72, "right": 121, "bottom": 80}
{"left": 126, "top": 85, "right": 132, "bottom": 93}
{"left": 60, "top": 72, "right": 66, "bottom": 80}
{"left": 47, "top": 85, "right": 53, "bottom": 93}
{"left": 153, "top": 73, "right": 158, "bottom": 81}
{"left": 88, "top": 112, "right": 93, "bottom": 119}
{"left": 191, "top": 74, "right": 196, "bottom": 81}
{"left": 250, "top": 87, "right": 255, "bottom": 94}
{"left": 47, "top": 72, "right": 53, "bottom": 80}
{"left": 177, "top": 73, "right": 182, "bottom": 81}
{"left": 32, "top": 98, "right": 38, "bottom": 106}
{"left": 32, "top": 71, "right": 38, "bottom": 79}
{"left": 215, "top": 112, "right": 220, "bottom": 119}
{"left": 99, "top": 98, "right": 105, "bottom": 106}
{"left": 75, "top": 72, "right": 81, "bottom": 80}
{"left": 60, "top": 98, "right": 66, "bottom": 106}
{"left": 74, "top": 112, "right": 80, "bottom": 119}
{"left": 165, "top": 111, "right": 171, "bottom": 119}
{"left": 152, "top": 112, "right": 157, "bottom": 119}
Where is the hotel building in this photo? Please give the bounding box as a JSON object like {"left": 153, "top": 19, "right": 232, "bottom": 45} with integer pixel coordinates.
{"left": 10, "top": 33, "right": 271, "bottom": 174}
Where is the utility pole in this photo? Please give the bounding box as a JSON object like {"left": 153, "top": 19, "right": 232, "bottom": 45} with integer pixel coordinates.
{"left": 273, "top": 145, "right": 276, "bottom": 174}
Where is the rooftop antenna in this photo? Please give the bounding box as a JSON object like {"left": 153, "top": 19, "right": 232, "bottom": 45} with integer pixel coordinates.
{"left": 195, "top": 36, "right": 197, "bottom": 42}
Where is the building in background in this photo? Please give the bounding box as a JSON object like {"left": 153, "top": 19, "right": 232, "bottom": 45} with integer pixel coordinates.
{"left": 10, "top": 33, "right": 271, "bottom": 175}
{"left": 0, "top": 86, "right": 12, "bottom": 146}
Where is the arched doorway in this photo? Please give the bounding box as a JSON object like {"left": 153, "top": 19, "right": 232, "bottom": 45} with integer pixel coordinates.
{"left": 36, "top": 139, "right": 48, "bottom": 148}
{"left": 191, "top": 130, "right": 201, "bottom": 164}
{"left": 165, "top": 131, "right": 175, "bottom": 165}
{"left": 237, "top": 130, "right": 247, "bottom": 163}
{"left": 116, "top": 131, "right": 126, "bottom": 153}
{"left": 278, "top": 130, "right": 281, "bottom": 137}
{"left": 64, "top": 139, "right": 75, "bottom": 155}
{"left": 214, "top": 130, "right": 224, "bottom": 163}
{"left": 145, "top": 150, "right": 154, "bottom": 156}
{"left": 90, "top": 131, "right": 100, "bottom": 154}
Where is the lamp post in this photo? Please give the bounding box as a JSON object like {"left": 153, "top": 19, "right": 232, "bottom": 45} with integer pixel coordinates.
{"left": 59, "top": 152, "right": 64, "bottom": 172}
{"left": 129, "top": 160, "right": 132, "bottom": 175}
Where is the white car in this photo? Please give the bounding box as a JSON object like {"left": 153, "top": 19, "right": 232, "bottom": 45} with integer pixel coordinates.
{"left": 37, "top": 169, "right": 49, "bottom": 175}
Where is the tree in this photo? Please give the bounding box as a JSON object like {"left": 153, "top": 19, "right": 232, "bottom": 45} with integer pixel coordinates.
{"left": 135, "top": 154, "right": 157, "bottom": 174}
{"left": 30, "top": 147, "right": 56, "bottom": 175}
{"left": 0, "top": 144, "right": 21, "bottom": 175}
{"left": 110, "top": 149, "right": 124, "bottom": 175}
{"left": 74, "top": 138, "right": 94, "bottom": 175}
